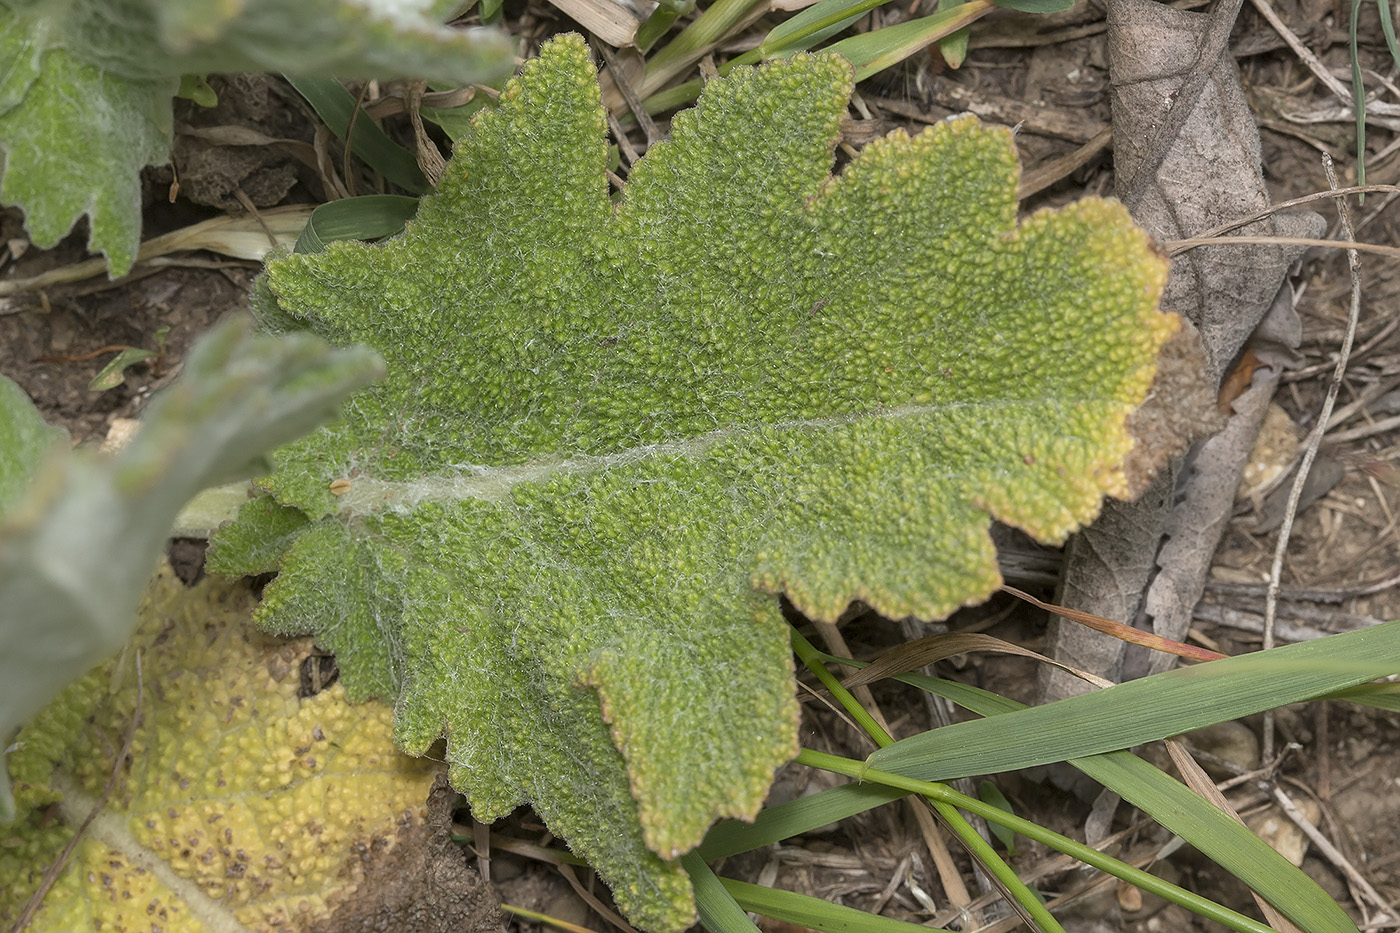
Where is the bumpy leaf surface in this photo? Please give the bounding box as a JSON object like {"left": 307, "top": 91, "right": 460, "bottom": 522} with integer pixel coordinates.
{"left": 0, "top": 0, "right": 512, "bottom": 274}
{"left": 209, "top": 34, "right": 1174, "bottom": 930}
{"left": 0, "top": 318, "right": 382, "bottom": 820}
{"left": 0, "top": 566, "right": 440, "bottom": 931}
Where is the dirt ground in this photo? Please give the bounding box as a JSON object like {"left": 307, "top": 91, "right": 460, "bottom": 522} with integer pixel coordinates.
{"left": 3, "top": 0, "right": 1400, "bottom": 930}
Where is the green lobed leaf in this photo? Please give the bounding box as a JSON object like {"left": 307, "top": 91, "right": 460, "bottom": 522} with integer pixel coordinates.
{"left": 208, "top": 34, "right": 1177, "bottom": 931}
{"left": 0, "top": 34, "right": 174, "bottom": 277}
{"left": 0, "top": 0, "right": 512, "bottom": 275}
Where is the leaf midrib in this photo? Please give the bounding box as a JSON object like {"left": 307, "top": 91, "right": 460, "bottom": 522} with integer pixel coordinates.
{"left": 335, "top": 394, "right": 1109, "bottom": 513}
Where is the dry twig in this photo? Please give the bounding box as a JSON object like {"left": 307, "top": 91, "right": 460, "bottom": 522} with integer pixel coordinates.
{"left": 1261, "top": 154, "right": 1363, "bottom": 763}
{"left": 10, "top": 656, "right": 143, "bottom": 933}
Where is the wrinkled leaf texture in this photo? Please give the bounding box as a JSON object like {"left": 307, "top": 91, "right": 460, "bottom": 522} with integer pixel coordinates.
{"left": 209, "top": 34, "right": 1175, "bottom": 931}
{"left": 0, "top": 567, "right": 439, "bottom": 931}
{"left": 0, "top": 318, "right": 382, "bottom": 820}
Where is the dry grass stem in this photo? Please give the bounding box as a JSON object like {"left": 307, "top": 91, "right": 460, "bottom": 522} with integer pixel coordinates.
{"left": 1261, "top": 154, "right": 1363, "bottom": 762}
{"left": 10, "top": 656, "right": 143, "bottom": 933}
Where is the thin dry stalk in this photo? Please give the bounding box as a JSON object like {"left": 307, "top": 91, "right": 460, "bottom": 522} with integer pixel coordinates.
{"left": 1019, "top": 128, "right": 1113, "bottom": 199}
{"left": 1270, "top": 786, "right": 1398, "bottom": 924}
{"left": 229, "top": 187, "right": 280, "bottom": 251}
{"left": 1287, "top": 307, "right": 1400, "bottom": 379}
{"left": 1247, "top": 0, "right": 1354, "bottom": 106}
{"left": 483, "top": 834, "right": 641, "bottom": 933}
{"left": 797, "top": 677, "right": 877, "bottom": 749}
{"left": 809, "top": 621, "right": 980, "bottom": 917}
{"left": 10, "top": 655, "right": 144, "bottom": 933}
{"left": 594, "top": 41, "right": 660, "bottom": 146}
{"left": 1186, "top": 185, "right": 1400, "bottom": 241}
{"left": 1261, "top": 153, "right": 1362, "bottom": 762}
{"left": 1166, "top": 234, "right": 1400, "bottom": 260}
{"left": 1326, "top": 412, "right": 1400, "bottom": 443}
{"left": 473, "top": 817, "right": 493, "bottom": 882}
{"left": 405, "top": 81, "right": 447, "bottom": 186}
{"left": 1164, "top": 738, "right": 1304, "bottom": 933}
{"left": 342, "top": 80, "right": 376, "bottom": 198}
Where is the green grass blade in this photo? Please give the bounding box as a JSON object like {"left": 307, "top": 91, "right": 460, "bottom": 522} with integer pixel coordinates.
{"left": 639, "top": 0, "right": 987, "bottom": 114}
{"left": 927, "top": 792, "right": 1065, "bottom": 931}
{"left": 697, "top": 781, "right": 906, "bottom": 859}
{"left": 642, "top": 0, "right": 769, "bottom": 96}
{"left": 637, "top": 0, "right": 697, "bottom": 52}
{"left": 791, "top": 630, "right": 1061, "bottom": 929}
{"left": 792, "top": 629, "right": 894, "bottom": 745}
{"left": 823, "top": 2, "right": 993, "bottom": 82}
{"left": 720, "top": 877, "right": 955, "bottom": 933}
{"left": 684, "top": 851, "right": 764, "bottom": 933}
{"left": 936, "top": 0, "right": 969, "bottom": 68}
{"left": 868, "top": 619, "right": 1400, "bottom": 779}
{"left": 759, "top": 0, "right": 897, "bottom": 58}
{"left": 293, "top": 195, "right": 420, "bottom": 253}
{"left": 878, "top": 664, "right": 1361, "bottom": 933}
{"left": 801, "top": 750, "right": 1286, "bottom": 933}
{"left": 1374, "top": 0, "right": 1400, "bottom": 200}
{"left": 977, "top": 780, "right": 1018, "bottom": 852}
{"left": 640, "top": 79, "right": 704, "bottom": 116}
{"left": 285, "top": 74, "right": 429, "bottom": 194}
{"left": 702, "top": 651, "right": 1360, "bottom": 933}
{"left": 1379, "top": 0, "right": 1400, "bottom": 67}
{"left": 1066, "top": 748, "right": 1358, "bottom": 933}
{"left": 1325, "top": 681, "right": 1400, "bottom": 711}
{"left": 702, "top": 719, "right": 1357, "bottom": 932}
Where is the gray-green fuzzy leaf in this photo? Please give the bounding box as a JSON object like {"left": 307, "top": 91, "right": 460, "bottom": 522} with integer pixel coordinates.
{"left": 208, "top": 34, "right": 1185, "bottom": 932}
{"left": 0, "top": 318, "right": 382, "bottom": 821}
{"left": 0, "top": 0, "right": 512, "bottom": 274}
